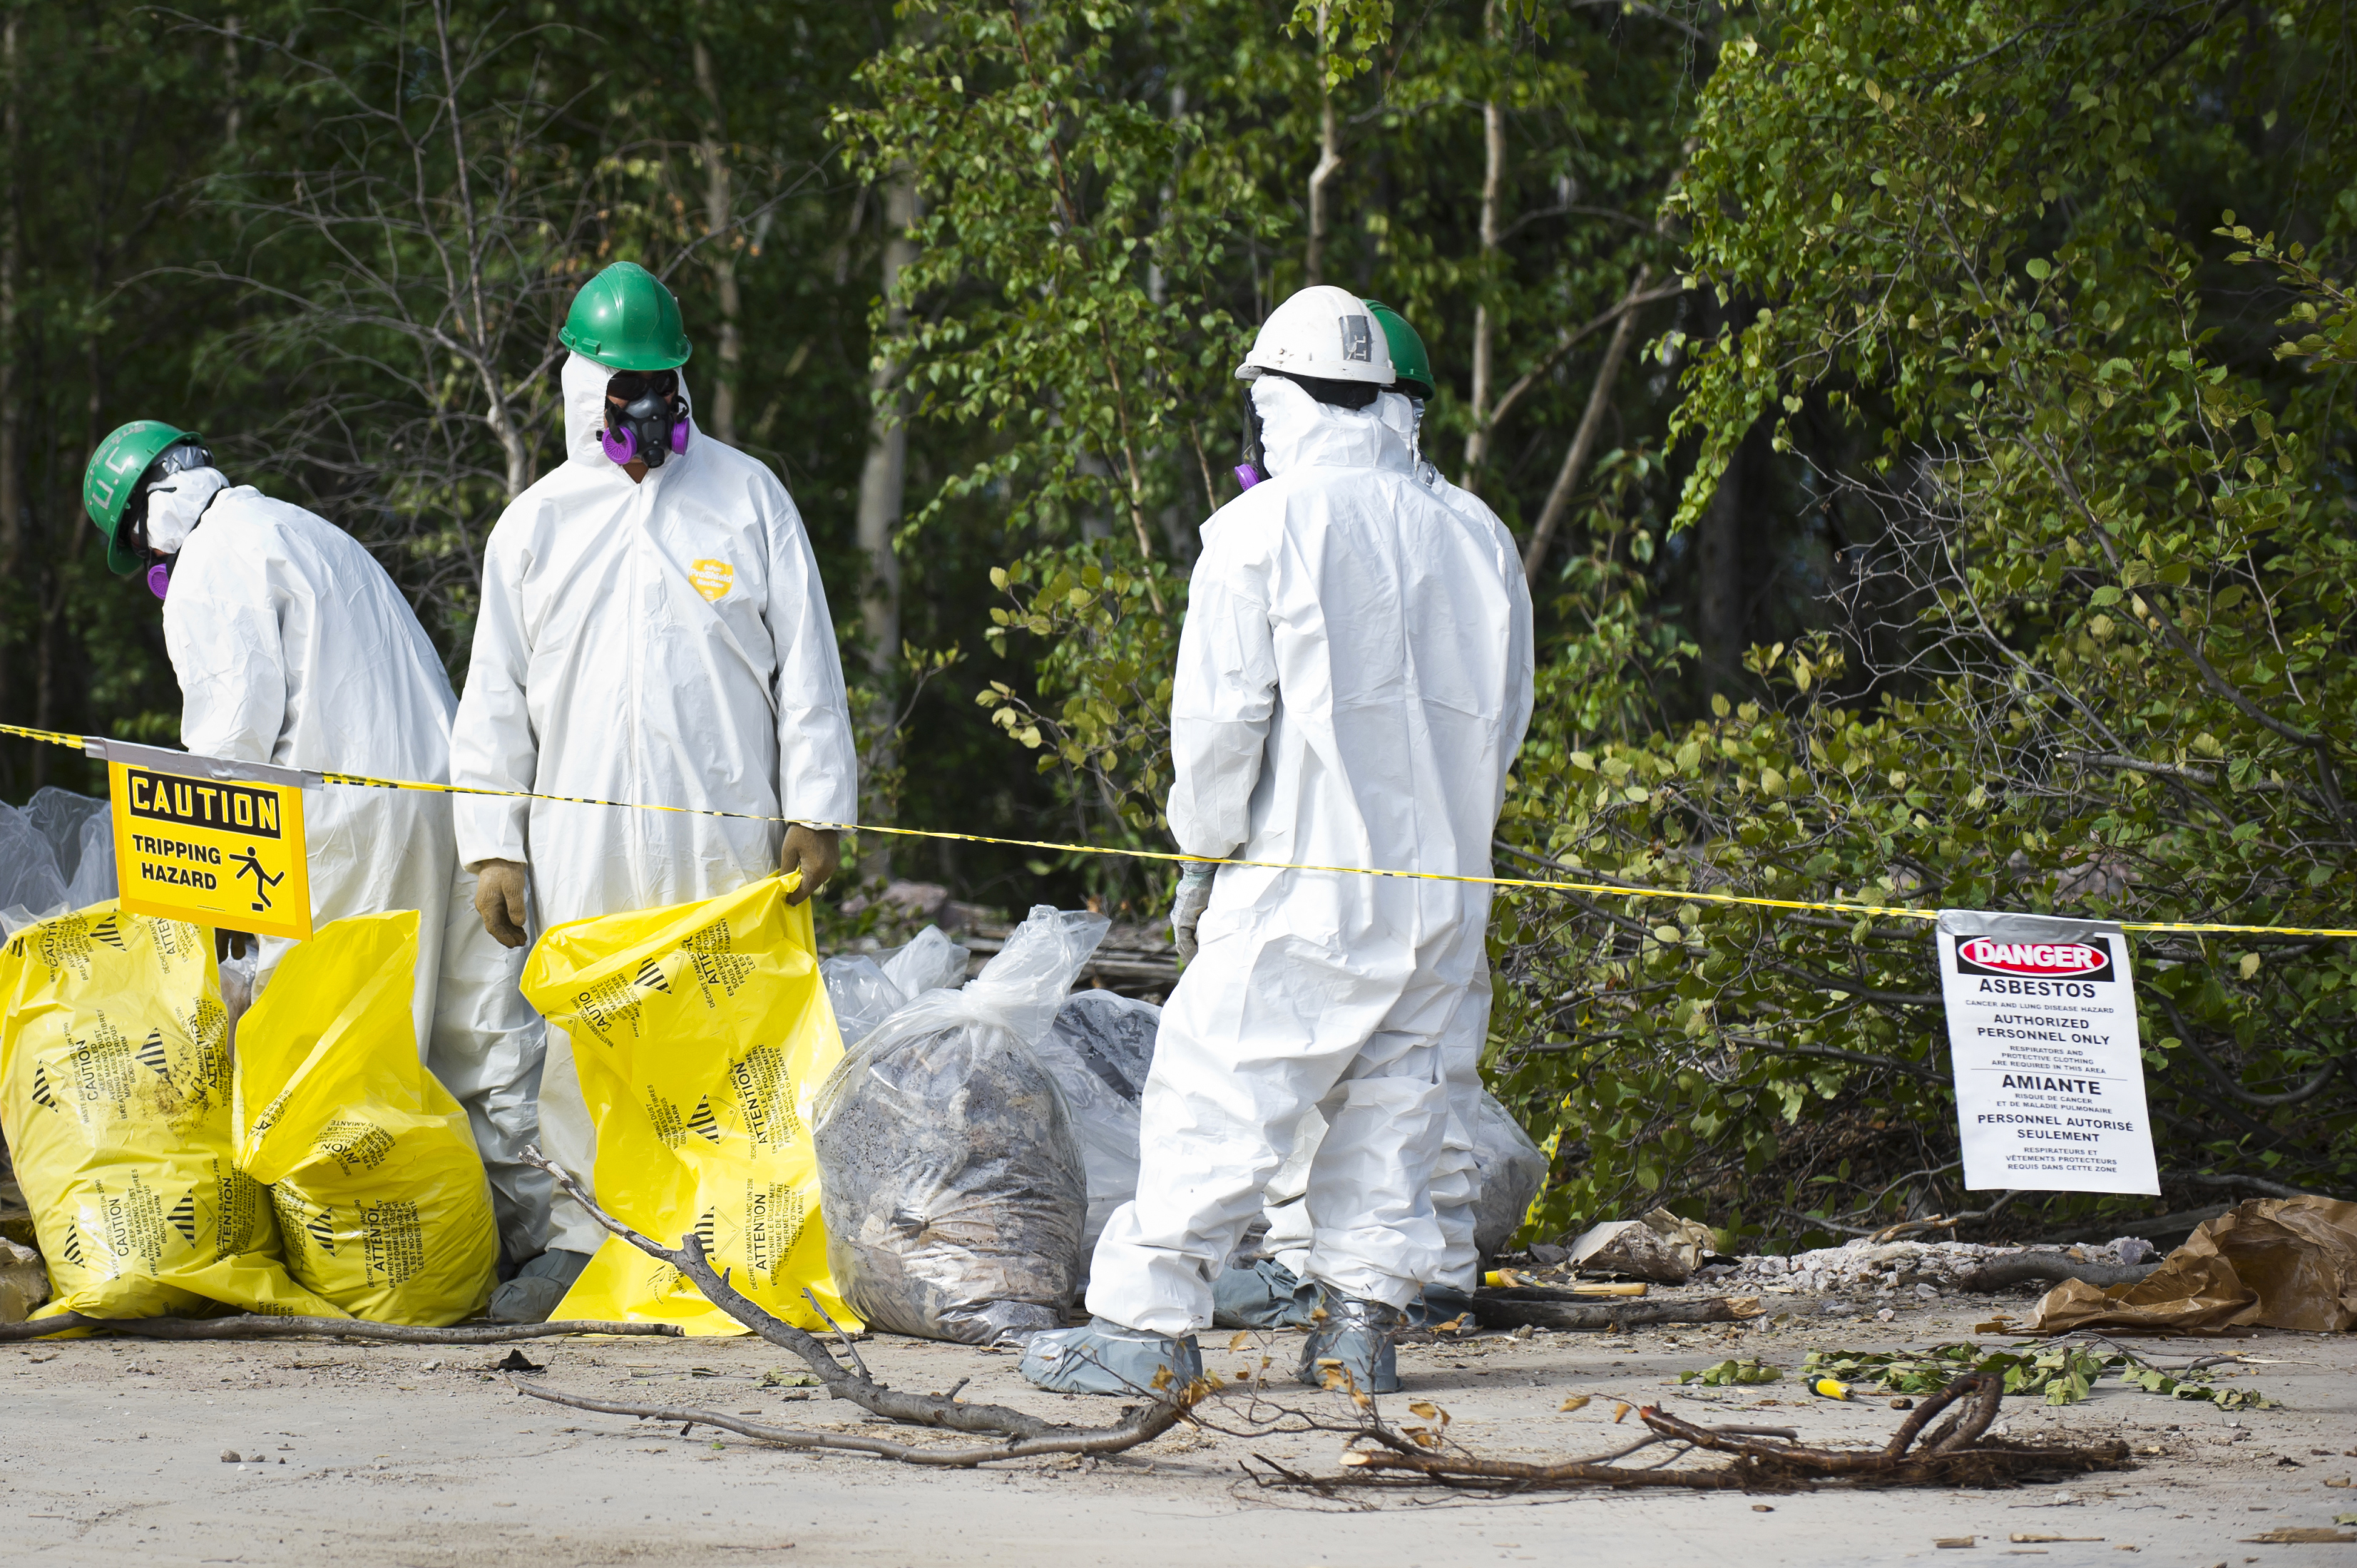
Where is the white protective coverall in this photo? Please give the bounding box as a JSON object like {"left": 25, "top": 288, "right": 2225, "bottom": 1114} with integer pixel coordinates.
{"left": 1085, "top": 377, "right": 1533, "bottom": 1335}
{"left": 450, "top": 352, "right": 859, "bottom": 1255}
{"left": 160, "top": 478, "right": 550, "bottom": 1258}
{"left": 1251, "top": 393, "right": 1534, "bottom": 1293}
{"left": 1389, "top": 391, "right": 1533, "bottom": 1287}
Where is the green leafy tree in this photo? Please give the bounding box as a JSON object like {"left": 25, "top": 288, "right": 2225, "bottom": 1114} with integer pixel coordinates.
{"left": 1494, "top": 0, "right": 2357, "bottom": 1246}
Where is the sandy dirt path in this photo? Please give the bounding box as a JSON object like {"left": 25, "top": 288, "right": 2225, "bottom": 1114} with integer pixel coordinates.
{"left": 7, "top": 1292, "right": 2352, "bottom": 1567}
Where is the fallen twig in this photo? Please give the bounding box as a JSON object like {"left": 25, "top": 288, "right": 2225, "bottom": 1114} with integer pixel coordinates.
{"left": 513, "top": 1145, "right": 1197, "bottom": 1461}
{"left": 1955, "top": 1256, "right": 2159, "bottom": 1293}
{"left": 1468, "top": 1290, "right": 1764, "bottom": 1333}
{"left": 1287, "top": 1373, "right": 2130, "bottom": 1493}
{"left": 0, "top": 1312, "right": 681, "bottom": 1344}
{"left": 508, "top": 1377, "right": 1192, "bottom": 1467}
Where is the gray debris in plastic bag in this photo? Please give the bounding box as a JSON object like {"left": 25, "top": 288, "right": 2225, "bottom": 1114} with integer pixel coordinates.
{"left": 814, "top": 906, "right": 1106, "bottom": 1345}
{"left": 0, "top": 801, "right": 71, "bottom": 935}
{"left": 1468, "top": 1090, "right": 1550, "bottom": 1261}
{"left": 1033, "top": 990, "right": 1160, "bottom": 1251}
{"left": 64, "top": 806, "right": 118, "bottom": 909}
{"left": 24, "top": 786, "right": 106, "bottom": 886}
{"left": 820, "top": 924, "right": 971, "bottom": 1050}
{"left": 0, "top": 789, "right": 116, "bottom": 936}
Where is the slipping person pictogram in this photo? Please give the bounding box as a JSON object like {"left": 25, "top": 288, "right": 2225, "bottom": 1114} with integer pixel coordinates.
{"left": 230, "top": 844, "right": 283, "bottom": 912}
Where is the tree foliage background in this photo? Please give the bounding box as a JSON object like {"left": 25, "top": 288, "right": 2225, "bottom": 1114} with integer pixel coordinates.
{"left": 3, "top": 0, "right": 2349, "bottom": 1246}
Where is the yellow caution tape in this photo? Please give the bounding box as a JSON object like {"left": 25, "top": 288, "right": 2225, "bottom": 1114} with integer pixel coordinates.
{"left": 9, "top": 719, "right": 2354, "bottom": 938}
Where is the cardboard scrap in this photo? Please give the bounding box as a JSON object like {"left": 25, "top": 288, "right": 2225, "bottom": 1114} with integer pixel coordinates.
{"left": 0, "top": 1236, "right": 46, "bottom": 1324}
{"left": 2030, "top": 1197, "right": 2357, "bottom": 1335}
{"left": 1568, "top": 1208, "right": 1719, "bottom": 1283}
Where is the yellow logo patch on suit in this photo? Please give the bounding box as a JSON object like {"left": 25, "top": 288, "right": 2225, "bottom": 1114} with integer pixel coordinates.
{"left": 689, "top": 558, "right": 735, "bottom": 603}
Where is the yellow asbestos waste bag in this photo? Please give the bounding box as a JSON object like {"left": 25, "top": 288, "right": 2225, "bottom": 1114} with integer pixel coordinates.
{"left": 523, "top": 875, "right": 855, "bottom": 1336}
{"left": 234, "top": 911, "right": 499, "bottom": 1324}
{"left": 0, "top": 906, "right": 342, "bottom": 1321}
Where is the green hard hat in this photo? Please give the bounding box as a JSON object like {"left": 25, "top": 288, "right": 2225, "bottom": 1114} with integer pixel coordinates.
{"left": 558, "top": 261, "right": 692, "bottom": 371}
{"left": 84, "top": 420, "right": 202, "bottom": 575}
{"left": 1363, "top": 299, "right": 1435, "bottom": 401}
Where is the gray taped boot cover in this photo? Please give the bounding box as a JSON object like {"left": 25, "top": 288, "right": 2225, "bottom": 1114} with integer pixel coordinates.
{"left": 1021, "top": 1317, "right": 1204, "bottom": 1397}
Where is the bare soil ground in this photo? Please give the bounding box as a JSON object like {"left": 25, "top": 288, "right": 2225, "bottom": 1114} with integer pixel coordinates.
{"left": 7, "top": 1285, "right": 2352, "bottom": 1567}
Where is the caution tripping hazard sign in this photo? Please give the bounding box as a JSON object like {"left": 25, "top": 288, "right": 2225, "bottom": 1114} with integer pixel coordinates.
{"left": 1937, "top": 909, "right": 2159, "bottom": 1196}
{"left": 98, "top": 739, "right": 313, "bottom": 941}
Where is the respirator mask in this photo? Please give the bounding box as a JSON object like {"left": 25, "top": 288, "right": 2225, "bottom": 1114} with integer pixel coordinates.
{"left": 1235, "top": 387, "right": 1267, "bottom": 491}
{"left": 600, "top": 370, "right": 689, "bottom": 469}
{"left": 127, "top": 439, "right": 218, "bottom": 600}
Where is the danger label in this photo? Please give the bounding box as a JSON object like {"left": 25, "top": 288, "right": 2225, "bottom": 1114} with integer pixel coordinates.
{"left": 1937, "top": 909, "right": 2159, "bottom": 1196}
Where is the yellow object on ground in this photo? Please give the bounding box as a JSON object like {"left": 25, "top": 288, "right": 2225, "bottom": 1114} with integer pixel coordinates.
{"left": 233, "top": 911, "right": 498, "bottom": 1324}
{"left": 0, "top": 905, "right": 342, "bottom": 1321}
{"left": 523, "top": 875, "right": 857, "bottom": 1336}
{"left": 1814, "top": 1377, "right": 1852, "bottom": 1400}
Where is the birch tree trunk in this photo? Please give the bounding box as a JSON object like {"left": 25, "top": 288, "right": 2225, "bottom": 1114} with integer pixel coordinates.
{"left": 855, "top": 174, "right": 916, "bottom": 683}
{"left": 1519, "top": 267, "right": 1650, "bottom": 585}
{"left": 0, "top": 8, "right": 19, "bottom": 777}
{"left": 691, "top": 28, "right": 741, "bottom": 446}
{"left": 1460, "top": 0, "right": 1503, "bottom": 487}
{"left": 851, "top": 174, "right": 916, "bottom": 879}
{"left": 1303, "top": 1, "right": 1341, "bottom": 285}
{"left": 1698, "top": 422, "right": 1758, "bottom": 693}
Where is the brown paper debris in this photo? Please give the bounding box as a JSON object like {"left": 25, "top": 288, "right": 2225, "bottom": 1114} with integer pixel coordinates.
{"left": 2029, "top": 1197, "right": 2357, "bottom": 1335}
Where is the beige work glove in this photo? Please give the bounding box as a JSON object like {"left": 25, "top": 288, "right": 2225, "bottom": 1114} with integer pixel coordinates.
{"left": 474, "top": 859, "right": 531, "bottom": 949}
{"left": 1170, "top": 862, "right": 1216, "bottom": 965}
{"left": 780, "top": 825, "right": 841, "bottom": 906}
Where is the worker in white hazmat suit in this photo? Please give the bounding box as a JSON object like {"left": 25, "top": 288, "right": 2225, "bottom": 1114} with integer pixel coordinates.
{"left": 1212, "top": 300, "right": 1535, "bottom": 1331}
{"left": 78, "top": 421, "right": 552, "bottom": 1266}
{"left": 1022, "top": 286, "right": 1533, "bottom": 1396}
{"left": 449, "top": 261, "right": 858, "bottom": 1322}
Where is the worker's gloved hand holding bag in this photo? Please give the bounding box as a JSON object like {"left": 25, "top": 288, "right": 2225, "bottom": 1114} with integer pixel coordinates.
{"left": 233, "top": 911, "right": 500, "bottom": 1325}
{"left": 814, "top": 906, "right": 1105, "bottom": 1345}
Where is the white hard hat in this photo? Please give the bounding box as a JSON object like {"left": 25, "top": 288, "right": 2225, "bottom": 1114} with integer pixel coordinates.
{"left": 1234, "top": 285, "right": 1396, "bottom": 385}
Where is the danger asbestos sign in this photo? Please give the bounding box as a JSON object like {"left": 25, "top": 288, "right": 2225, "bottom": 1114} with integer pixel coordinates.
{"left": 1937, "top": 909, "right": 2159, "bottom": 1196}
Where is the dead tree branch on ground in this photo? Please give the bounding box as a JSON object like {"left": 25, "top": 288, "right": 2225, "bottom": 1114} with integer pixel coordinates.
{"left": 1294, "top": 1372, "right": 2130, "bottom": 1492}
{"left": 515, "top": 1145, "right": 1196, "bottom": 1457}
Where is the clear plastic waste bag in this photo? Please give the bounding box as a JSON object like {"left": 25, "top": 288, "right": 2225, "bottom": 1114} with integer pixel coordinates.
{"left": 0, "top": 802, "right": 69, "bottom": 935}
{"left": 23, "top": 787, "right": 106, "bottom": 887}
{"left": 1031, "top": 990, "right": 1160, "bottom": 1252}
{"left": 819, "top": 925, "right": 970, "bottom": 1050}
{"left": 64, "top": 806, "right": 118, "bottom": 911}
{"left": 814, "top": 906, "right": 1105, "bottom": 1344}
{"left": 1468, "top": 1090, "right": 1548, "bottom": 1261}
